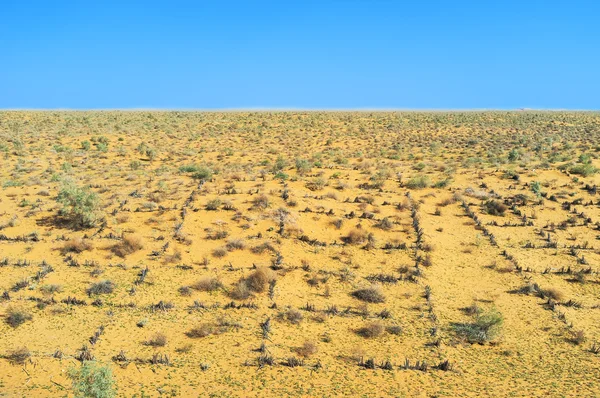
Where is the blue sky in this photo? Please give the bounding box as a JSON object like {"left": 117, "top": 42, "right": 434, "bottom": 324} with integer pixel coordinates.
{"left": 1, "top": 0, "right": 599, "bottom": 109}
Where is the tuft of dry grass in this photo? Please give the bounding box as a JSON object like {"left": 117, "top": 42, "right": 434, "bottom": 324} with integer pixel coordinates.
{"left": 192, "top": 277, "right": 223, "bottom": 292}
{"left": 145, "top": 332, "right": 167, "bottom": 347}
{"left": 540, "top": 287, "right": 564, "bottom": 301}
{"left": 5, "top": 307, "right": 32, "bottom": 328}
{"left": 61, "top": 237, "right": 94, "bottom": 254}
{"left": 112, "top": 234, "right": 144, "bottom": 257}
{"left": 6, "top": 347, "right": 31, "bottom": 364}
{"left": 352, "top": 285, "right": 386, "bottom": 303}
{"left": 356, "top": 322, "right": 385, "bottom": 338}
{"left": 344, "top": 229, "right": 368, "bottom": 245}
{"left": 296, "top": 340, "right": 318, "bottom": 357}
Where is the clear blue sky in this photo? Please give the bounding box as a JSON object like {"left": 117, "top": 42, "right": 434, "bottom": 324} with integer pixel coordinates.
{"left": 1, "top": 0, "right": 599, "bottom": 109}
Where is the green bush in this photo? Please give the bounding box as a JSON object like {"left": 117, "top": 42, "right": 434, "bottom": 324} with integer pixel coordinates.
{"left": 570, "top": 163, "right": 598, "bottom": 177}
{"left": 453, "top": 308, "right": 503, "bottom": 344}
{"left": 57, "top": 183, "right": 101, "bottom": 228}
{"left": 192, "top": 166, "right": 213, "bottom": 180}
{"left": 295, "top": 159, "right": 311, "bottom": 175}
{"left": 69, "top": 361, "right": 116, "bottom": 398}
{"left": 405, "top": 175, "right": 431, "bottom": 190}
{"left": 179, "top": 164, "right": 213, "bottom": 180}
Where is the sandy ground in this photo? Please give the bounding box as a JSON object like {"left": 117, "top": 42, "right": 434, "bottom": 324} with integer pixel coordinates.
{"left": 0, "top": 111, "right": 599, "bottom": 397}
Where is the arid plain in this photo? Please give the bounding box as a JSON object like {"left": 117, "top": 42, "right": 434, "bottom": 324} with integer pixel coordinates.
{"left": 1, "top": 111, "right": 599, "bottom": 397}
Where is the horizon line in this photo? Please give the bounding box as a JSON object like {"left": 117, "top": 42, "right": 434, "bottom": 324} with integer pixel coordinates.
{"left": 0, "top": 107, "right": 598, "bottom": 112}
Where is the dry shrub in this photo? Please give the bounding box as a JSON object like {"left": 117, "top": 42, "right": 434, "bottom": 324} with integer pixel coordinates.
{"left": 186, "top": 323, "right": 217, "bottom": 338}
{"left": 212, "top": 247, "right": 228, "bottom": 258}
{"left": 375, "top": 217, "right": 394, "bottom": 230}
{"left": 296, "top": 340, "right": 318, "bottom": 358}
{"left": 225, "top": 238, "right": 246, "bottom": 251}
{"left": 62, "top": 237, "right": 94, "bottom": 254}
{"left": 6, "top": 347, "right": 31, "bottom": 364}
{"left": 352, "top": 285, "right": 386, "bottom": 303}
{"left": 483, "top": 200, "right": 507, "bottom": 216}
{"left": 112, "top": 234, "right": 144, "bottom": 257}
{"left": 251, "top": 242, "right": 275, "bottom": 254}
{"left": 87, "top": 280, "right": 115, "bottom": 296}
{"left": 541, "top": 287, "right": 564, "bottom": 301}
{"left": 571, "top": 330, "right": 586, "bottom": 345}
{"left": 246, "top": 268, "right": 275, "bottom": 293}
{"left": 344, "top": 228, "right": 368, "bottom": 245}
{"left": 357, "top": 322, "right": 385, "bottom": 338}
{"left": 229, "top": 281, "right": 251, "bottom": 300}
{"left": 145, "top": 332, "right": 167, "bottom": 347}
{"left": 229, "top": 267, "right": 275, "bottom": 300}
{"left": 5, "top": 307, "right": 32, "bottom": 328}
{"left": 163, "top": 248, "right": 182, "bottom": 264}
{"left": 192, "top": 277, "right": 223, "bottom": 292}
{"left": 252, "top": 194, "right": 270, "bottom": 210}
{"left": 279, "top": 308, "right": 303, "bottom": 324}
{"left": 116, "top": 214, "right": 130, "bottom": 224}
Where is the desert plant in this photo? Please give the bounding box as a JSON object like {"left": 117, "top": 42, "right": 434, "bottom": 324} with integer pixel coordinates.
{"left": 483, "top": 200, "right": 507, "bottom": 216}
{"left": 87, "top": 280, "right": 115, "bottom": 296}
{"left": 454, "top": 308, "right": 503, "bottom": 343}
{"left": 62, "top": 237, "right": 94, "bottom": 254}
{"left": 145, "top": 332, "right": 167, "bottom": 347}
{"left": 279, "top": 308, "right": 303, "bottom": 324}
{"left": 111, "top": 234, "right": 144, "bottom": 257}
{"left": 245, "top": 267, "right": 275, "bottom": 293}
{"left": 186, "top": 323, "right": 217, "bottom": 338}
{"left": 351, "top": 286, "right": 386, "bottom": 303}
{"left": 69, "top": 361, "right": 116, "bottom": 398}
{"left": 191, "top": 166, "right": 213, "bottom": 180}
{"left": 406, "top": 175, "right": 430, "bottom": 189}
{"left": 6, "top": 346, "right": 31, "bottom": 364}
{"left": 357, "top": 322, "right": 385, "bottom": 338}
{"left": 5, "top": 307, "right": 32, "bottom": 328}
{"left": 205, "top": 198, "right": 222, "bottom": 211}
{"left": 344, "top": 228, "right": 368, "bottom": 245}
{"left": 192, "top": 277, "right": 223, "bottom": 292}
{"left": 57, "top": 183, "right": 101, "bottom": 228}
{"left": 296, "top": 340, "right": 318, "bottom": 357}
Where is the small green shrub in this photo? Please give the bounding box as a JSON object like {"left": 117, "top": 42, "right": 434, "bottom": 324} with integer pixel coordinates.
{"left": 192, "top": 166, "right": 213, "bottom": 180}
{"left": 57, "top": 183, "right": 101, "bottom": 228}
{"left": 405, "top": 175, "right": 430, "bottom": 190}
{"left": 69, "top": 361, "right": 116, "bottom": 398}
{"left": 570, "top": 163, "right": 598, "bottom": 177}
{"left": 453, "top": 308, "right": 503, "bottom": 344}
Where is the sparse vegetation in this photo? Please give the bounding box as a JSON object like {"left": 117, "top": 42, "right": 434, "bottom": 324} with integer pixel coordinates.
{"left": 1, "top": 111, "right": 599, "bottom": 397}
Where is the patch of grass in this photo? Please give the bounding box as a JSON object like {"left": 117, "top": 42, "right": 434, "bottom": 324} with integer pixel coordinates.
{"left": 145, "top": 332, "right": 167, "bottom": 347}
{"left": 357, "top": 322, "right": 385, "bottom": 338}
{"left": 111, "top": 234, "right": 144, "bottom": 257}
{"left": 87, "top": 280, "right": 115, "bottom": 296}
{"left": 453, "top": 308, "right": 503, "bottom": 344}
{"left": 192, "top": 277, "right": 223, "bottom": 292}
{"left": 62, "top": 237, "right": 94, "bottom": 254}
{"left": 406, "top": 175, "right": 431, "bottom": 189}
{"left": 6, "top": 346, "right": 31, "bottom": 364}
{"left": 5, "top": 307, "right": 32, "bottom": 328}
{"left": 352, "top": 286, "right": 386, "bottom": 303}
